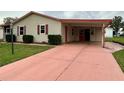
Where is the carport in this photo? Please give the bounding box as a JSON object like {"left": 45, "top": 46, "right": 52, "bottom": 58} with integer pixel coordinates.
{"left": 61, "top": 19, "right": 112, "bottom": 47}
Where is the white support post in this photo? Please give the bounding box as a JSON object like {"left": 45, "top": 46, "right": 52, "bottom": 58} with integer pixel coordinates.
{"left": 102, "top": 24, "right": 105, "bottom": 48}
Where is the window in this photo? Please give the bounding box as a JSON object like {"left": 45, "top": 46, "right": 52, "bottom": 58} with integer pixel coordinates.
{"left": 40, "top": 25, "right": 45, "bottom": 33}
{"left": 20, "top": 27, "right": 24, "bottom": 35}
{"left": 5, "top": 28, "right": 10, "bottom": 34}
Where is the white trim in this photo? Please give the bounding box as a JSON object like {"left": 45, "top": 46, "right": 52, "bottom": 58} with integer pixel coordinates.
{"left": 40, "top": 24, "right": 46, "bottom": 34}
{"left": 5, "top": 28, "right": 10, "bottom": 34}
{"left": 19, "top": 26, "right": 25, "bottom": 35}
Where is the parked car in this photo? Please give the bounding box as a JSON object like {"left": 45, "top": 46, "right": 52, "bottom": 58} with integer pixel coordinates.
{"left": 118, "top": 30, "right": 124, "bottom": 36}
{"left": 120, "top": 33, "right": 124, "bottom": 37}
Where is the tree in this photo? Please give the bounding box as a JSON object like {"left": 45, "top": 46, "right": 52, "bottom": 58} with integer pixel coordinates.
{"left": 110, "top": 16, "right": 124, "bottom": 36}
{"left": 3, "top": 17, "right": 18, "bottom": 25}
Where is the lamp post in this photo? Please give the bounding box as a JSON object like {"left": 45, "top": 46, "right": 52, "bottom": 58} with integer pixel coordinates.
{"left": 10, "top": 22, "right": 14, "bottom": 54}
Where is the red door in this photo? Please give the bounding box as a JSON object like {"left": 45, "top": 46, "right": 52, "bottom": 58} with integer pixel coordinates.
{"left": 79, "top": 30, "right": 85, "bottom": 41}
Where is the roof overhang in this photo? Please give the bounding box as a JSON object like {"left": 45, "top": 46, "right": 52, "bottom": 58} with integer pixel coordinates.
{"left": 11, "top": 11, "right": 112, "bottom": 28}
{"left": 0, "top": 24, "right": 10, "bottom": 27}
{"left": 60, "top": 19, "right": 112, "bottom": 27}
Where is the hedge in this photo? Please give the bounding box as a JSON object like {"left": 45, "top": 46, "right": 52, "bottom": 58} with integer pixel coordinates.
{"left": 5, "top": 34, "right": 16, "bottom": 42}
{"left": 23, "top": 35, "right": 34, "bottom": 43}
{"left": 48, "top": 35, "right": 62, "bottom": 45}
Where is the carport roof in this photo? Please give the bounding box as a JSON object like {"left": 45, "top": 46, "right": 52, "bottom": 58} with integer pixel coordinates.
{"left": 60, "top": 19, "right": 112, "bottom": 24}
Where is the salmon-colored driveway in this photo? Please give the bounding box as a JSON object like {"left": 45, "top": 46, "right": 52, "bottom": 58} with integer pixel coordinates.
{"left": 0, "top": 43, "right": 124, "bottom": 81}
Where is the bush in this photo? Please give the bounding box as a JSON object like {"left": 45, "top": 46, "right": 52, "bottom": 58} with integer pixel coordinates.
{"left": 5, "top": 34, "right": 16, "bottom": 42}
{"left": 23, "top": 35, "right": 34, "bottom": 43}
{"left": 48, "top": 35, "right": 62, "bottom": 45}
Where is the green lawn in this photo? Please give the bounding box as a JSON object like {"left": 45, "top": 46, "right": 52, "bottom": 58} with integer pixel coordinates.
{"left": 106, "top": 37, "right": 124, "bottom": 44}
{"left": 106, "top": 37, "right": 124, "bottom": 72}
{"left": 113, "top": 49, "right": 124, "bottom": 72}
{"left": 0, "top": 43, "right": 53, "bottom": 67}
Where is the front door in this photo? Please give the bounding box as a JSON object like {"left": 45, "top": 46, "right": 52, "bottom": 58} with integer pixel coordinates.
{"left": 85, "top": 29, "right": 90, "bottom": 41}
{"left": 79, "top": 30, "right": 85, "bottom": 41}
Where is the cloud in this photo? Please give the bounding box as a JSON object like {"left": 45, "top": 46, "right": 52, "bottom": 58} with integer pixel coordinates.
{"left": 42, "top": 11, "right": 124, "bottom": 19}
{"left": 0, "top": 11, "right": 28, "bottom": 24}
{"left": 63, "top": 11, "right": 78, "bottom": 18}
{"left": 1, "top": 11, "right": 124, "bottom": 24}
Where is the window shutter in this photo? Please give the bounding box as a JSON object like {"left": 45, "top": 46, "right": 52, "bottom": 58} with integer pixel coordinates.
{"left": 17, "top": 26, "right": 19, "bottom": 36}
{"left": 37, "top": 25, "right": 40, "bottom": 35}
{"left": 24, "top": 26, "right": 26, "bottom": 35}
{"left": 46, "top": 24, "right": 48, "bottom": 34}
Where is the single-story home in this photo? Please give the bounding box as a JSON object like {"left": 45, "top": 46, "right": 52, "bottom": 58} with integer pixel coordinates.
{"left": 0, "top": 24, "right": 11, "bottom": 41}
{"left": 105, "top": 28, "right": 124, "bottom": 37}
{"left": 5, "top": 11, "right": 112, "bottom": 47}
{"left": 105, "top": 27, "right": 113, "bottom": 37}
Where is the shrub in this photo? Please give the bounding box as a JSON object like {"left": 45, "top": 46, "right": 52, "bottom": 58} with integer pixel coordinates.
{"left": 5, "top": 34, "right": 16, "bottom": 42}
{"left": 41, "top": 41, "right": 48, "bottom": 44}
{"left": 23, "top": 35, "right": 34, "bottom": 43}
{"left": 48, "top": 35, "right": 62, "bottom": 45}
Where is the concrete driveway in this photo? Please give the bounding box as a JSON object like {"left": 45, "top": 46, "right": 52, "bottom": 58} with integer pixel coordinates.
{"left": 0, "top": 43, "right": 124, "bottom": 81}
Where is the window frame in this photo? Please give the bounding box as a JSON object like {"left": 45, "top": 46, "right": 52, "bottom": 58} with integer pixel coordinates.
{"left": 40, "top": 24, "right": 46, "bottom": 34}
{"left": 19, "top": 26, "right": 24, "bottom": 35}
{"left": 5, "top": 28, "right": 11, "bottom": 34}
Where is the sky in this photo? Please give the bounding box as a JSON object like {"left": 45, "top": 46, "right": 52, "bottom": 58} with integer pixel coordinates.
{"left": 1, "top": 11, "right": 124, "bottom": 24}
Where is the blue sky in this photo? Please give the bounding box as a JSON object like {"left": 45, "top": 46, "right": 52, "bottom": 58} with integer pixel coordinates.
{"left": 0, "top": 11, "right": 124, "bottom": 24}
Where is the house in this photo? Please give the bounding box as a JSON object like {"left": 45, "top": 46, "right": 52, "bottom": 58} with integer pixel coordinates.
{"left": 1, "top": 24, "right": 11, "bottom": 41}
{"left": 9, "top": 11, "right": 111, "bottom": 47}
{"left": 105, "top": 28, "right": 124, "bottom": 37}
{"left": 105, "top": 27, "right": 113, "bottom": 37}
{"left": 0, "top": 26, "right": 3, "bottom": 40}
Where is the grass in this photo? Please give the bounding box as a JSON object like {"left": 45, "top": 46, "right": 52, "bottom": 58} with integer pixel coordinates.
{"left": 113, "top": 49, "right": 124, "bottom": 72}
{"left": 0, "top": 43, "right": 53, "bottom": 67}
{"left": 106, "top": 37, "right": 124, "bottom": 44}
{"left": 106, "top": 37, "right": 124, "bottom": 72}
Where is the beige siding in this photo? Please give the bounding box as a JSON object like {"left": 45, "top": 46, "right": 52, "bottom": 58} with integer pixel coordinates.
{"left": 13, "top": 14, "right": 62, "bottom": 43}
{"left": 67, "top": 26, "right": 74, "bottom": 42}
{"left": 90, "top": 29, "right": 102, "bottom": 41}
{"left": 61, "top": 24, "right": 79, "bottom": 43}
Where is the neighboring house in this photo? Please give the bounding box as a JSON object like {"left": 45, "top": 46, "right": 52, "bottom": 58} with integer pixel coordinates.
{"left": 8, "top": 11, "right": 111, "bottom": 47}
{"left": 105, "top": 27, "right": 124, "bottom": 37}
{"left": 0, "top": 26, "right": 3, "bottom": 40}
{"left": 1, "top": 24, "right": 11, "bottom": 41}
{"left": 105, "top": 27, "right": 113, "bottom": 37}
